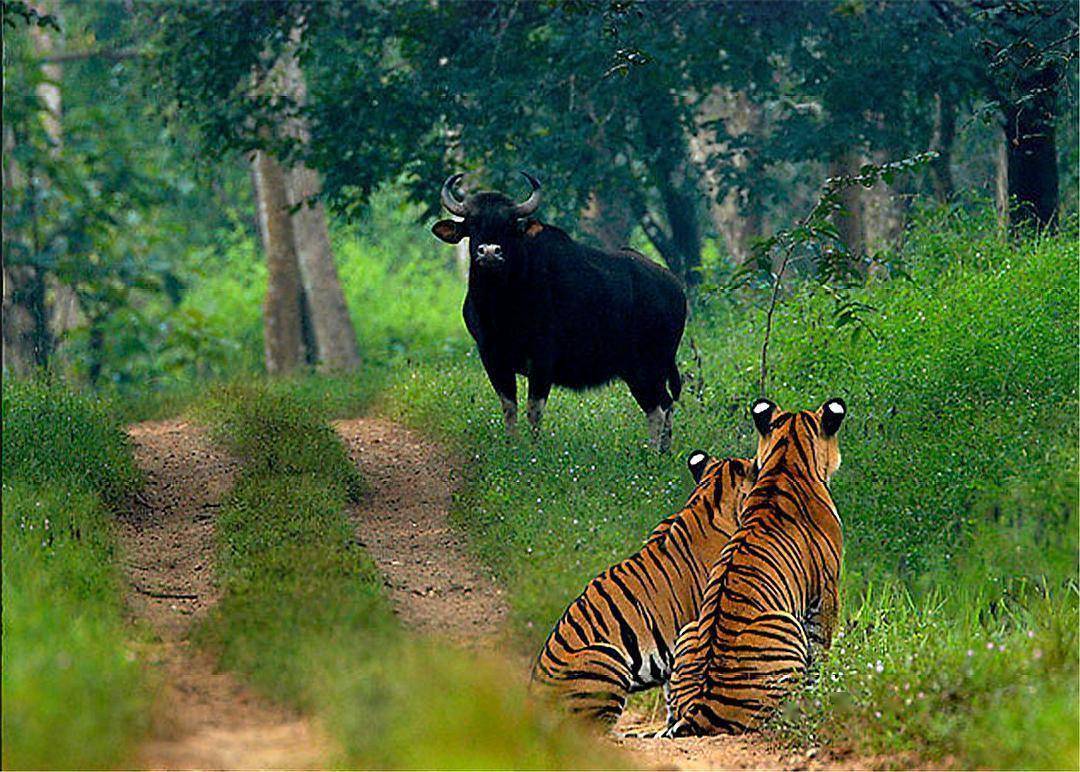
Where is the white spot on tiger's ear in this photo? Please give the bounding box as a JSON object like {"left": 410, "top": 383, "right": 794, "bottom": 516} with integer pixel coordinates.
{"left": 827, "top": 401, "right": 844, "bottom": 414}
{"left": 753, "top": 401, "right": 772, "bottom": 414}
{"left": 689, "top": 452, "right": 706, "bottom": 467}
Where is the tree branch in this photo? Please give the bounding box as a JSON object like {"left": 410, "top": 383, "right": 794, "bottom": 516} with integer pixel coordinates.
{"left": 37, "top": 46, "right": 140, "bottom": 64}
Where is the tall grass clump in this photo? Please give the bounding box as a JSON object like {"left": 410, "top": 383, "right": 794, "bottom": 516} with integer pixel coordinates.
{"left": 198, "top": 383, "right": 622, "bottom": 768}
{"left": 386, "top": 204, "right": 1078, "bottom": 766}
{"left": 1, "top": 381, "right": 148, "bottom": 769}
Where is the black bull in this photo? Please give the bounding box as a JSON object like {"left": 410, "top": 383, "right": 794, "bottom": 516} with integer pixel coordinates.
{"left": 431, "top": 172, "right": 687, "bottom": 451}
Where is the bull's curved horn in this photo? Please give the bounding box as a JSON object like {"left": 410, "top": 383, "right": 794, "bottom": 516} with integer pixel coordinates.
{"left": 512, "top": 171, "right": 541, "bottom": 217}
{"left": 440, "top": 173, "right": 468, "bottom": 216}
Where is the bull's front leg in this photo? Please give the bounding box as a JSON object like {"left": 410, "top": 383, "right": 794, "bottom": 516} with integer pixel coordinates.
{"left": 478, "top": 347, "right": 518, "bottom": 434}
{"left": 526, "top": 356, "right": 553, "bottom": 435}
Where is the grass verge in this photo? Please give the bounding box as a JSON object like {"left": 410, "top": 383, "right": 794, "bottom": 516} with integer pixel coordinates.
{"left": 1, "top": 381, "right": 149, "bottom": 769}
{"left": 197, "top": 383, "right": 622, "bottom": 768}
{"left": 384, "top": 208, "right": 1079, "bottom": 766}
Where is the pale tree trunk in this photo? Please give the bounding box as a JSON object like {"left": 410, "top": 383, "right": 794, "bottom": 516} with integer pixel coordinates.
{"left": 579, "top": 99, "right": 637, "bottom": 252}
{"left": 30, "top": 1, "right": 83, "bottom": 346}
{"left": 995, "top": 136, "right": 1009, "bottom": 230}
{"left": 696, "top": 89, "right": 763, "bottom": 263}
{"left": 2, "top": 123, "right": 36, "bottom": 376}
{"left": 830, "top": 150, "right": 865, "bottom": 259}
{"left": 863, "top": 151, "right": 903, "bottom": 251}
{"left": 278, "top": 43, "right": 360, "bottom": 372}
{"left": 581, "top": 189, "right": 636, "bottom": 251}
{"left": 251, "top": 150, "right": 305, "bottom": 374}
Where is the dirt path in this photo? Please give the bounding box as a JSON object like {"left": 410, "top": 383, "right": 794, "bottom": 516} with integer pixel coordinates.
{"left": 120, "top": 416, "right": 851, "bottom": 771}
{"left": 120, "top": 420, "right": 330, "bottom": 771}
{"left": 334, "top": 418, "right": 509, "bottom": 646}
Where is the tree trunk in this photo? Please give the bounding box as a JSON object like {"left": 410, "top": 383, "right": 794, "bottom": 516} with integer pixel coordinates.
{"left": 30, "top": 1, "right": 83, "bottom": 343}
{"left": 638, "top": 95, "right": 702, "bottom": 285}
{"left": 1002, "top": 66, "right": 1059, "bottom": 231}
{"left": 697, "top": 89, "right": 763, "bottom": 263}
{"left": 930, "top": 93, "right": 956, "bottom": 201}
{"left": 278, "top": 42, "right": 361, "bottom": 372}
{"left": 251, "top": 150, "right": 306, "bottom": 374}
{"left": 994, "top": 134, "right": 1009, "bottom": 228}
{"left": 830, "top": 150, "right": 865, "bottom": 259}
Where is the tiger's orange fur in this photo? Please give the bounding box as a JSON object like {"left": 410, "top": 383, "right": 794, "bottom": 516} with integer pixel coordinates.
{"left": 664, "top": 398, "right": 846, "bottom": 736}
{"left": 532, "top": 452, "right": 755, "bottom": 723}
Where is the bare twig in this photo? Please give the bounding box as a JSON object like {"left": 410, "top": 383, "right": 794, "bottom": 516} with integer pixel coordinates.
{"left": 37, "top": 46, "right": 140, "bottom": 64}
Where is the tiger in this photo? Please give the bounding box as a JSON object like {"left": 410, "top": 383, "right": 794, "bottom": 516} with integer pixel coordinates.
{"left": 531, "top": 450, "right": 756, "bottom": 725}
{"left": 662, "top": 397, "right": 847, "bottom": 737}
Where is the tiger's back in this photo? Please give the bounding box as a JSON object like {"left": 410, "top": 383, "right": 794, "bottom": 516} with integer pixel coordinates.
{"left": 665, "top": 399, "right": 847, "bottom": 736}
{"left": 532, "top": 452, "right": 754, "bottom": 723}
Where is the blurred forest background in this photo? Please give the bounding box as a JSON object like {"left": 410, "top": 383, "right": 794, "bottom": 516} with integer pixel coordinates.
{"left": 3, "top": 0, "right": 1076, "bottom": 392}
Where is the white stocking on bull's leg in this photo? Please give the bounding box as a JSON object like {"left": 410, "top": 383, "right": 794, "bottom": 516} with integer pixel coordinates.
{"left": 661, "top": 406, "right": 674, "bottom": 452}
{"left": 526, "top": 397, "right": 546, "bottom": 432}
{"left": 526, "top": 375, "right": 552, "bottom": 436}
{"left": 647, "top": 408, "right": 667, "bottom": 452}
{"left": 501, "top": 395, "right": 518, "bottom": 434}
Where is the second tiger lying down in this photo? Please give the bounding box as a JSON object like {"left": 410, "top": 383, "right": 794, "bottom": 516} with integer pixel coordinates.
{"left": 531, "top": 451, "right": 755, "bottom": 723}
{"left": 663, "top": 398, "right": 847, "bottom": 736}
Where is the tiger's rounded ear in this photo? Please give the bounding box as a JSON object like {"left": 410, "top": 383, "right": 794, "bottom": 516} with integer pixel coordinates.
{"left": 820, "top": 397, "right": 847, "bottom": 437}
{"left": 432, "top": 219, "right": 467, "bottom": 244}
{"left": 687, "top": 450, "right": 712, "bottom": 483}
{"left": 751, "top": 399, "right": 776, "bottom": 436}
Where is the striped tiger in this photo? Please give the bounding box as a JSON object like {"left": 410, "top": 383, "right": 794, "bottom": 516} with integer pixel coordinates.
{"left": 531, "top": 451, "right": 756, "bottom": 724}
{"left": 663, "top": 397, "right": 847, "bottom": 736}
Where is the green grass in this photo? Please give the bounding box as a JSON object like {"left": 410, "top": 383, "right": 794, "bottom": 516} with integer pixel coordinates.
{"left": 1, "top": 381, "right": 149, "bottom": 770}
{"left": 197, "top": 383, "right": 623, "bottom": 768}
{"left": 384, "top": 205, "right": 1079, "bottom": 766}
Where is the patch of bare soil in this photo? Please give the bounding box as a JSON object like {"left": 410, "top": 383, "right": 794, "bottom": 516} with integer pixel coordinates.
{"left": 120, "top": 420, "right": 331, "bottom": 771}
{"left": 334, "top": 417, "right": 509, "bottom": 646}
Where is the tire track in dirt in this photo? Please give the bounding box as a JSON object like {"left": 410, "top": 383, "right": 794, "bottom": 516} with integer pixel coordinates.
{"left": 120, "top": 420, "right": 331, "bottom": 771}
{"left": 333, "top": 417, "right": 859, "bottom": 771}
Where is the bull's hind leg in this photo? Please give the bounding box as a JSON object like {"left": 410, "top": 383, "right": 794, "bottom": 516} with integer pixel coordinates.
{"left": 670, "top": 611, "right": 809, "bottom": 736}
{"left": 627, "top": 373, "right": 674, "bottom": 453}
{"left": 532, "top": 644, "right": 634, "bottom": 724}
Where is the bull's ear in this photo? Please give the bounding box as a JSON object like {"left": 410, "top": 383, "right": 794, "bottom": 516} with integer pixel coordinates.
{"left": 820, "top": 397, "right": 847, "bottom": 437}
{"left": 687, "top": 449, "right": 712, "bottom": 483}
{"left": 752, "top": 399, "right": 776, "bottom": 436}
{"left": 432, "top": 219, "right": 467, "bottom": 244}
{"left": 518, "top": 218, "right": 544, "bottom": 238}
